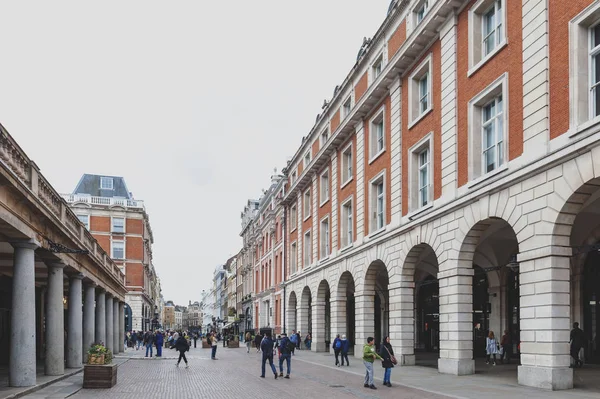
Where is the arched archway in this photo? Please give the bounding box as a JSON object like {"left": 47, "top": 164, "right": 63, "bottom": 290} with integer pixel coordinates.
{"left": 358, "top": 260, "right": 389, "bottom": 352}
{"left": 287, "top": 291, "right": 297, "bottom": 334}
{"left": 314, "top": 280, "right": 331, "bottom": 352}
{"left": 124, "top": 303, "right": 132, "bottom": 333}
{"left": 299, "top": 287, "right": 312, "bottom": 343}
{"left": 334, "top": 271, "right": 355, "bottom": 354}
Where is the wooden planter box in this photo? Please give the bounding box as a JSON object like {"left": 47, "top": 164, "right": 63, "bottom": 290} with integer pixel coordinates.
{"left": 88, "top": 354, "right": 105, "bottom": 365}
{"left": 228, "top": 340, "right": 239, "bottom": 348}
{"left": 83, "top": 363, "right": 118, "bottom": 389}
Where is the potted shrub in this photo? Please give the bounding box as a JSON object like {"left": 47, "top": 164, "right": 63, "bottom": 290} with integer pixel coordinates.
{"left": 84, "top": 344, "right": 117, "bottom": 388}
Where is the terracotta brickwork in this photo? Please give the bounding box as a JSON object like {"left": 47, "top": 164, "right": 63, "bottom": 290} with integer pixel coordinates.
{"left": 387, "top": 19, "right": 407, "bottom": 59}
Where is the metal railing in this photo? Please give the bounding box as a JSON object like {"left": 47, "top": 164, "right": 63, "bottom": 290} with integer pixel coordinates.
{"left": 61, "top": 193, "right": 145, "bottom": 209}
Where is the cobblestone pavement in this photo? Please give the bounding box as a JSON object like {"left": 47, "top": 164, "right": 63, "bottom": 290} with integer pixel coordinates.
{"left": 71, "top": 346, "right": 450, "bottom": 399}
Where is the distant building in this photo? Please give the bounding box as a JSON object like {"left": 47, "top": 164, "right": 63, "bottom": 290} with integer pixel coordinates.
{"left": 163, "top": 300, "right": 175, "bottom": 330}
{"left": 63, "top": 174, "right": 161, "bottom": 332}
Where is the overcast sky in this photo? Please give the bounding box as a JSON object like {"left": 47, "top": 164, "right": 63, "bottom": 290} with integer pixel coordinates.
{"left": 0, "top": 0, "right": 390, "bottom": 305}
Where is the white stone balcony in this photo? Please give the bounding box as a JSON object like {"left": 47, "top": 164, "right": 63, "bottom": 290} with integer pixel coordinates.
{"left": 62, "top": 193, "right": 145, "bottom": 209}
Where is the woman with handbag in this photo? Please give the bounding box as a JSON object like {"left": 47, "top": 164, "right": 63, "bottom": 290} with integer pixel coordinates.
{"left": 379, "top": 336, "right": 396, "bottom": 387}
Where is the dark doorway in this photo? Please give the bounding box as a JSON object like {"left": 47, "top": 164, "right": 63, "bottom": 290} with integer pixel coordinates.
{"left": 473, "top": 265, "right": 490, "bottom": 358}
{"left": 506, "top": 268, "right": 520, "bottom": 359}
{"left": 583, "top": 248, "right": 600, "bottom": 364}
{"left": 417, "top": 276, "right": 440, "bottom": 352}
{"left": 325, "top": 290, "right": 331, "bottom": 350}
{"left": 125, "top": 303, "right": 133, "bottom": 332}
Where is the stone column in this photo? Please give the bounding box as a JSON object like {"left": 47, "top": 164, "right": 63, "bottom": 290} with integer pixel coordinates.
{"left": 119, "top": 302, "right": 125, "bottom": 353}
{"left": 45, "top": 262, "right": 65, "bottom": 376}
{"left": 296, "top": 303, "right": 309, "bottom": 340}
{"left": 105, "top": 293, "right": 114, "bottom": 353}
{"left": 437, "top": 266, "right": 474, "bottom": 375}
{"left": 354, "top": 292, "right": 375, "bottom": 356}
{"left": 312, "top": 301, "right": 326, "bottom": 352}
{"left": 10, "top": 241, "right": 39, "bottom": 387}
{"left": 67, "top": 274, "right": 83, "bottom": 368}
{"left": 389, "top": 282, "right": 415, "bottom": 365}
{"left": 286, "top": 307, "right": 296, "bottom": 333}
{"left": 113, "top": 299, "right": 119, "bottom": 353}
{"left": 329, "top": 297, "right": 345, "bottom": 354}
{"left": 83, "top": 282, "right": 96, "bottom": 362}
{"left": 517, "top": 249, "right": 572, "bottom": 390}
{"left": 95, "top": 289, "right": 106, "bottom": 345}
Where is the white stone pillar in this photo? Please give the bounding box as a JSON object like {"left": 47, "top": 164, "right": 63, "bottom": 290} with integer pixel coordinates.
{"left": 105, "top": 293, "right": 114, "bottom": 353}
{"left": 312, "top": 301, "right": 326, "bottom": 352}
{"left": 517, "top": 249, "right": 572, "bottom": 390}
{"left": 437, "top": 266, "right": 474, "bottom": 375}
{"left": 119, "top": 302, "right": 125, "bottom": 353}
{"left": 45, "top": 262, "right": 65, "bottom": 376}
{"left": 95, "top": 289, "right": 106, "bottom": 345}
{"left": 113, "top": 299, "right": 119, "bottom": 353}
{"left": 297, "top": 303, "right": 309, "bottom": 339}
{"left": 329, "top": 297, "right": 345, "bottom": 354}
{"left": 286, "top": 307, "right": 296, "bottom": 333}
{"left": 83, "top": 282, "right": 96, "bottom": 362}
{"left": 10, "top": 241, "right": 39, "bottom": 387}
{"left": 354, "top": 292, "right": 375, "bottom": 357}
{"left": 67, "top": 274, "right": 83, "bottom": 368}
{"left": 389, "top": 282, "right": 415, "bottom": 365}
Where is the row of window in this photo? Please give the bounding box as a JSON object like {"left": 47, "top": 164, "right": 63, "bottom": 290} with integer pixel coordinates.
{"left": 76, "top": 215, "right": 126, "bottom": 233}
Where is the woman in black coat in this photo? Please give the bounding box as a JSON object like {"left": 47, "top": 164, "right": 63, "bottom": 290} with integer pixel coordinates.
{"left": 175, "top": 335, "right": 190, "bottom": 368}
{"left": 379, "top": 336, "right": 395, "bottom": 387}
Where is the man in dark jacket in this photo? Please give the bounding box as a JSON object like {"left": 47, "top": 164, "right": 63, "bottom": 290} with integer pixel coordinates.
{"left": 260, "top": 332, "right": 278, "bottom": 379}
{"left": 570, "top": 322, "right": 585, "bottom": 368}
{"left": 175, "top": 335, "right": 190, "bottom": 368}
{"left": 340, "top": 334, "right": 350, "bottom": 366}
{"left": 278, "top": 333, "right": 292, "bottom": 378}
{"left": 254, "top": 333, "right": 262, "bottom": 353}
{"left": 333, "top": 334, "right": 342, "bottom": 366}
{"left": 144, "top": 331, "right": 155, "bottom": 358}
{"left": 155, "top": 331, "right": 164, "bottom": 357}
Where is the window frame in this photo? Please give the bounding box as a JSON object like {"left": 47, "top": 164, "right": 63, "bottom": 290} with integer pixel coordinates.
{"left": 290, "top": 204, "right": 298, "bottom": 232}
{"left": 320, "top": 128, "right": 330, "bottom": 147}
{"left": 111, "top": 216, "right": 125, "bottom": 234}
{"left": 408, "top": 133, "right": 434, "bottom": 212}
{"left": 368, "top": 170, "right": 387, "bottom": 234}
{"left": 303, "top": 151, "right": 311, "bottom": 168}
{"left": 340, "top": 141, "right": 354, "bottom": 187}
{"left": 467, "top": 73, "right": 509, "bottom": 181}
{"left": 111, "top": 239, "right": 125, "bottom": 260}
{"left": 342, "top": 96, "right": 352, "bottom": 119}
{"left": 303, "top": 189, "right": 311, "bottom": 222}
{"left": 371, "top": 53, "right": 384, "bottom": 81}
{"left": 368, "top": 105, "right": 386, "bottom": 164}
{"left": 291, "top": 171, "right": 297, "bottom": 185}
{"left": 408, "top": 53, "right": 433, "bottom": 128}
{"left": 290, "top": 241, "right": 297, "bottom": 275}
{"left": 340, "top": 196, "right": 354, "bottom": 249}
{"left": 303, "top": 230, "right": 312, "bottom": 268}
{"left": 414, "top": 0, "right": 429, "bottom": 25}
{"left": 319, "top": 168, "right": 330, "bottom": 207}
{"left": 100, "top": 176, "right": 114, "bottom": 190}
{"left": 319, "top": 215, "right": 330, "bottom": 260}
{"left": 77, "top": 214, "right": 89, "bottom": 230}
{"left": 468, "top": 0, "right": 507, "bottom": 76}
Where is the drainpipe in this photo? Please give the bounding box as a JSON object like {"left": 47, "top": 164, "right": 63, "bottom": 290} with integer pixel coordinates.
{"left": 283, "top": 201, "right": 287, "bottom": 334}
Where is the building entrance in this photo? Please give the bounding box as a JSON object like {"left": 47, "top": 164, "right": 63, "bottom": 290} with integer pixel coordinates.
{"left": 583, "top": 248, "right": 600, "bottom": 364}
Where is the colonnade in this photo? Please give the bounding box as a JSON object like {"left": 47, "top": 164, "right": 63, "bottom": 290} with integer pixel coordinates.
{"left": 9, "top": 240, "right": 126, "bottom": 387}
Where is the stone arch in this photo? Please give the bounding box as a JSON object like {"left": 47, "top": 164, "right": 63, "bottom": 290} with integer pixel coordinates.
{"left": 313, "top": 280, "right": 331, "bottom": 352}
{"left": 332, "top": 270, "right": 356, "bottom": 353}
{"left": 355, "top": 260, "right": 389, "bottom": 352}
{"left": 287, "top": 291, "right": 297, "bottom": 333}
{"left": 298, "top": 286, "right": 312, "bottom": 338}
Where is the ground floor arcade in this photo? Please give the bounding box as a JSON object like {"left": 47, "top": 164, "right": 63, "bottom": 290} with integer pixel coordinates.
{"left": 284, "top": 148, "right": 600, "bottom": 391}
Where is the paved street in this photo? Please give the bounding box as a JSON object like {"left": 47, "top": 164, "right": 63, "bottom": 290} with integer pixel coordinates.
{"left": 14, "top": 345, "right": 585, "bottom": 399}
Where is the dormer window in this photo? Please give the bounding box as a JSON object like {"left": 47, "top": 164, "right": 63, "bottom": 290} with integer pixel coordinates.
{"left": 100, "top": 176, "right": 114, "bottom": 190}
{"left": 372, "top": 54, "right": 384, "bottom": 80}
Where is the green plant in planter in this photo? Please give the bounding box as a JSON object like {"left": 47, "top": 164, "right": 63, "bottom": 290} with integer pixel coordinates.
{"left": 87, "top": 344, "right": 113, "bottom": 365}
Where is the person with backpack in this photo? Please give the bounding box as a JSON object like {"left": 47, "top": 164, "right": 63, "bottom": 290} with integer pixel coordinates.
{"left": 278, "top": 332, "right": 293, "bottom": 379}
{"left": 175, "top": 333, "right": 190, "bottom": 368}
{"left": 333, "top": 334, "right": 342, "bottom": 366}
{"left": 289, "top": 330, "right": 297, "bottom": 355}
{"left": 340, "top": 334, "right": 350, "bottom": 366}
{"left": 259, "top": 332, "right": 278, "bottom": 379}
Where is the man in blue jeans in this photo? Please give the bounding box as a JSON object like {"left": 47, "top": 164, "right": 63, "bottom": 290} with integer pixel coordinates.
{"left": 278, "top": 333, "right": 292, "bottom": 378}
{"left": 145, "top": 331, "right": 155, "bottom": 357}
{"left": 260, "top": 332, "right": 278, "bottom": 379}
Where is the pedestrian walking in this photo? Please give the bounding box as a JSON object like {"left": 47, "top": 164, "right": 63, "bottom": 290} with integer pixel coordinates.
{"left": 210, "top": 333, "right": 218, "bottom": 360}
{"left": 570, "top": 322, "right": 585, "bottom": 368}
{"left": 289, "top": 331, "right": 297, "bottom": 355}
{"left": 175, "top": 334, "right": 190, "bottom": 368}
{"left": 340, "top": 334, "right": 350, "bottom": 366}
{"left": 155, "top": 330, "right": 164, "bottom": 357}
{"left": 144, "top": 331, "right": 155, "bottom": 358}
{"left": 259, "top": 332, "right": 278, "bottom": 379}
{"left": 486, "top": 330, "right": 499, "bottom": 365}
{"left": 333, "top": 334, "right": 342, "bottom": 366}
{"left": 363, "top": 336, "right": 382, "bottom": 390}
{"left": 254, "top": 332, "right": 262, "bottom": 353}
{"left": 296, "top": 331, "right": 301, "bottom": 350}
{"left": 500, "top": 330, "right": 511, "bottom": 364}
{"left": 379, "top": 336, "right": 395, "bottom": 387}
{"left": 193, "top": 333, "right": 198, "bottom": 348}
{"left": 245, "top": 332, "right": 252, "bottom": 353}
{"left": 132, "top": 331, "right": 138, "bottom": 350}
{"left": 278, "top": 332, "right": 293, "bottom": 379}
{"left": 304, "top": 333, "right": 312, "bottom": 350}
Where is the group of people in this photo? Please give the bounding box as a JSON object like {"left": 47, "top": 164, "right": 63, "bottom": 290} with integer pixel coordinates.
{"left": 483, "top": 330, "right": 513, "bottom": 366}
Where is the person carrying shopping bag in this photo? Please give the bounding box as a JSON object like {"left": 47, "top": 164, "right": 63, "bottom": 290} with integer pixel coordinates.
{"left": 379, "top": 336, "right": 396, "bottom": 387}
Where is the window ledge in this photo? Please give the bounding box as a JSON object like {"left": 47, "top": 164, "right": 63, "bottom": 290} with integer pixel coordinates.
{"left": 367, "top": 226, "right": 387, "bottom": 240}
{"left": 407, "top": 203, "right": 434, "bottom": 221}
{"left": 467, "top": 41, "right": 507, "bottom": 78}
{"left": 303, "top": 215, "right": 311, "bottom": 222}
{"left": 368, "top": 149, "right": 386, "bottom": 165}
{"left": 340, "top": 177, "right": 354, "bottom": 190}
{"left": 318, "top": 256, "right": 330, "bottom": 264}
{"left": 319, "top": 198, "right": 330, "bottom": 208}
{"left": 340, "top": 244, "right": 354, "bottom": 253}
{"left": 467, "top": 164, "right": 508, "bottom": 190}
{"left": 408, "top": 107, "right": 433, "bottom": 130}
{"left": 290, "top": 227, "right": 297, "bottom": 233}
{"left": 569, "top": 117, "right": 600, "bottom": 138}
